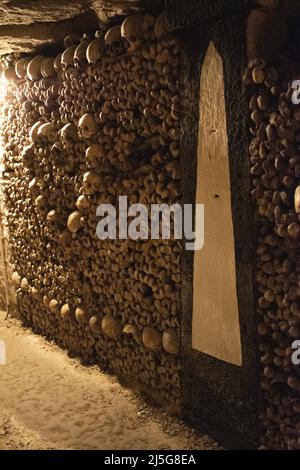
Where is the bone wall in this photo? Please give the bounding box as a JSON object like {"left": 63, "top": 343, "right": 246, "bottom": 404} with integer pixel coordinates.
{"left": 245, "top": 59, "right": 300, "bottom": 449}
{"left": 0, "top": 13, "right": 181, "bottom": 410}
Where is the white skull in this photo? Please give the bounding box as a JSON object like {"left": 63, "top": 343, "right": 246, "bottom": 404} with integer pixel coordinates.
{"left": 21, "top": 144, "right": 35, "bottom": 168}
{"left": 29, "top": 121, "right": 43, "bottom": 144}
{"left": 15, "top": 57, "right": 31, "bottom": 79}
{"left": 40, "top": 57, "right": 56, "bottom": 78}
{"left": 46, "top": 210, "right": 60, "bottom": 231}
{"left": 67, "top": 211, "right": 82, "bottom": 233}
{"left": 86, "top": 39, "right": 106, "bottom": 64}
{"left": 59, "top": 123, "right": 78, "bottom": 142}
{"left": 75, "top": 305, "right": 90, "bottom": 324}
{"left": 101, "top": 314, "right": 122, "bottom": 340}
{"left": 78, "top": 113, "right": 97, "bottom": 139}
{"left": 11, "top": 271, "right": 21, "bottom": 286}
{"left": 49, "top": 299, "right": 60, "bottom": 315}
{"left": 54, "top": 53, "right": 62, "bottom": 73}
{"left": 61, "top": 303, "right": 73, "bottom": 320}
{"left": 142, "top": 326, "right": 162, "bottom": 351}
{"left": 27, "top": 55, "right": 45, "bottom": 81}
{"left": 37, "top": 122, "right": 58, "bottom": 144}
{"left": 61, "top": 45, "right": 77, "bottom": 70}
{"left": 162, "top": 328, "right": 180, "bottom": 355}
{"left": 34, "top": 195, "right": 48, "bottom": 214}
{"left": 85, "top": 144, "right": 105, "bottom": 168}
{"left": 76, "top": 195, "right": 90, "bottom": 210}
{"left": 3, "top": 66, "right": 18, "bottom": 82}
{"left": 89, "top": 315, "right": 102, "bottom": 333}
{"left": 83, "top": 171, "right": 101, "bottom": 195}
{"left": 121, "top": 14, "right": 155, "bottom": 51}
{"left": 104, "top": 25, "right": 125, "bottom": 57}
{"left": 21, "top": 278, "right": 29, "bottom": 289}
{"left": 73, "top": 41, "right": 89, "bottom": 67}
{"left": 123, "top": 324, "right": 142, "bottom": 345}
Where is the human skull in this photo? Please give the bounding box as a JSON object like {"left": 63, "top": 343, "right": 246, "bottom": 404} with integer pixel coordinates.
{"left": 27, "top": 55, "right": 45, "bottom": 80}
{"left": 49, "top": 299, "right": 60, "bottom": 315}
{"left": 37, "top": 122, "right": 58, "bottom": 144}
{"left": 67, "top": 211, "right": 82, "bottom": 233}
{"left": 142, "top": 326, "right": 162, "bottom": 351}
{"left": 78, "top": 113, "right": 97, "bottom": 139}
{"left": 76, "top": 195, "right": 90, "bottom": 210}
{"left": 2, "top": 66, "right": 18, "bottom": 82}
{"left": 61, "top": 45, "right": 77, "bottom": 70}
{"left": 83, "top": 171, "right": 101, "bottom": 195}
{"left": 101, "top": 315, "right": 122, "bottom": 340}
{"left": 21, "top": 278, "right": 29, "bottom": 289}
{"left": 75, "top": 305, "right": 90, "bottom": 324}
{"left": 123, "top": 324, "right": 142, "bottom": 345}
{"left": 35, "top": 195, "right": 48, "bottom": 214}
{"left": 11, "top": 271, "right": 21, "bottom": 286}
{"left": 121, "top": 14, "right": 155, "bottom": 51}
{"left": 21, "top": 144, "right": 35, "bottom": 168}
{"left": 73, "top": 40, "right": 89, "bottom": 67}
{"left": 29, "top": 121, "right": 43, "bottom": 145}
{"left": 54, "top": 53, "right": 62, "bottom": 73}
{"left": 15, "top": 57, "right": 31, "bottom": 79}
{"left": 89, "top": 315, "right": 102, "bottom": 333}
{"left": 59, "top": 123, "right": 78, "bottom": 142}
{"left": 162, "top": 328, "right": 180, "bottom": 355}
{"left": 41, "top": 57, "right": 56, "bottom": 78}
{"left": 86, "top": 39, "right": 106, "bottom": 64}
{"left": 61, "top": 303, "right": 73, "bottom": 320}
{"left": 104, "top": 25, "right": 125, "bottom": 57}
{"left": 85, "top": 144, "right": 105, "bottom": 168}
{"left": 46, "top": 209, "right": 61, "bottom": 230}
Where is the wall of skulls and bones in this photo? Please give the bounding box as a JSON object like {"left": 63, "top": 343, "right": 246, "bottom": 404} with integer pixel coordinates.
{"left": 3, "top": 3, "right": 300, "bottom": 450}
{"left": 0, "top": 12, "right": 182, "bottom": 409}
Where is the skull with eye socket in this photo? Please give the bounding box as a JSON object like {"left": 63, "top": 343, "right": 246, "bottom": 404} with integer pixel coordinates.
{"left": 121, "top": 14, "right": 155, "bottom": 52}
{"left": 59, "top": 123, "right": 78, "bottom": 152}
{"left": 73, "top": 35, "right": 91, "bottom": 68}
{"left": 34, "top": 195, "right": 48, "bottom": 215}
{"left": 78, "top": 113, "right": 97, "bottom": 140}
{"left": 85, "top": 143, "right": 115, "bottom": 172}
{"left": 104, "top": 25, "right": 125, "bottom": 57}
{"left": 46, "top": 209, "right": 62, "bottom": 232}
{"left": 82, "top": 171, "right": 101, "bottom": 195}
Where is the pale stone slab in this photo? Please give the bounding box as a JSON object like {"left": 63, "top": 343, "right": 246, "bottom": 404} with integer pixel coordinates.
{"left": 192, "top": 41, "right": 242, "bottom": 366}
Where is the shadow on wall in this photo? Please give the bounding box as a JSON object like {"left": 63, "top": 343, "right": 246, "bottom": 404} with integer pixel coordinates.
{"left": 247, "top": 0, "right": 300, "bottom": 62}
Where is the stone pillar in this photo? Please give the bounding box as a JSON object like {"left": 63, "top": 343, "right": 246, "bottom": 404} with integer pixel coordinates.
{"left": 166, "top": 0, "right": 261, "bottom": 448}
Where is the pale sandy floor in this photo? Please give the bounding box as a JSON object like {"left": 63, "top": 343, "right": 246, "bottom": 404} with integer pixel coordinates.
{"left": 0, "top": 312, "right": 220, "bottom": 450}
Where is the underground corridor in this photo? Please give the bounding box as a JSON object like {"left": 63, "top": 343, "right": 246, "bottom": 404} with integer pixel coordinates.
{"left": 0, "top": 0, "right": 300, "bottom": 454}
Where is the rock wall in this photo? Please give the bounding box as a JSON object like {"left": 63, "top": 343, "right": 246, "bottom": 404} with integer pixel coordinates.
{"left": 0, "top": 13, "right": 181, "bottom": 410}
{"left": 0, "top": 1, "right": 165, "bottom": 55}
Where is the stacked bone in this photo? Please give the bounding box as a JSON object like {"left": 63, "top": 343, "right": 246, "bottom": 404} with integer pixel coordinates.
{"left": 245, "top": 59, "right": 300, "bottom": 449}
{"left": 0, "top": 12, "right": 181, "bottom": 408}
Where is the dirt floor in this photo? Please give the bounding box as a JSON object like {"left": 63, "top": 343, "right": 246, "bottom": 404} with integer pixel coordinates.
{"left": 0, "top": 311, "right": 220, "bottom": 450}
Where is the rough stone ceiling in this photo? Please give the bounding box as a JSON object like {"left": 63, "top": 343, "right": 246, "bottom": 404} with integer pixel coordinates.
{"left": 0, "top": 0, "right": 164, "bottom": 55}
